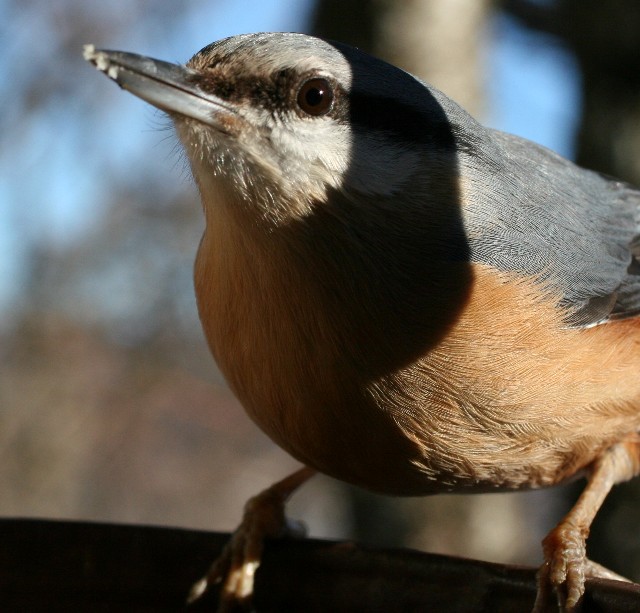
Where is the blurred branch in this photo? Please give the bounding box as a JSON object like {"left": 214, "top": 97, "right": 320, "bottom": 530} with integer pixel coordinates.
{"left": 1, "top": 519, "right": 639, "bottom": 611}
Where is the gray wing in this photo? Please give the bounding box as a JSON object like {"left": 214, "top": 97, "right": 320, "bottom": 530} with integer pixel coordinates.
{"left": 460, "top": 128, "right": 640, "bottom": 327}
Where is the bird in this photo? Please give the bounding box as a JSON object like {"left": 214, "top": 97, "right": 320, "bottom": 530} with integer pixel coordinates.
{"left": 84, "top": 32, "right": 640, "bottom": 611}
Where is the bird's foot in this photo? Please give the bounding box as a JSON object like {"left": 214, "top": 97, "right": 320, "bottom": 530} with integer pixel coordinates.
{"left": 534, "top": 520, "right": 588, "bottom": 612}
{"left": 533, "top": 522, "right": 630, "bottom": 612}
{"left": 187, "top": 468, "right": 313, "bottom": 611}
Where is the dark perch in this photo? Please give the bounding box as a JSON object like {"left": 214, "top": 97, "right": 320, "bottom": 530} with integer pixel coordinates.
{"left": 0, "top": 518, "right": 637, "bottom": 611}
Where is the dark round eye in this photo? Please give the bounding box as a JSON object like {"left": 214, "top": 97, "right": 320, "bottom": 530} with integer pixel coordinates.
{"left": 296, "top": 78, "right": 334, "bottom": 116}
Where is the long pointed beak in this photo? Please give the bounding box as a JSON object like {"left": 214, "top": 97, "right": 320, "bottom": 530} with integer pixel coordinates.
{"left": 83, "top": 45, "right": 237, "bottom": 130}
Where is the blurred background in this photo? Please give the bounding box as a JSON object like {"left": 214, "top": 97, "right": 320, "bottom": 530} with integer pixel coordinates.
{"left": 2, "top": 0, "right": 640, "bottom": 582}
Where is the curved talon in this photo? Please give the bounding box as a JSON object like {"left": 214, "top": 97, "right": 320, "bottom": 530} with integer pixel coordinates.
{"left": 187, "top": 577, "right": 209, "bottom": 605}
{"left": 534, "top": 554, "right": 630, "bottom": 613}
{"left": 583, "top": 559, "right": 630, "bottom": 583}
{"left": 538, "top": 521, "right": 588, "bottom": 611}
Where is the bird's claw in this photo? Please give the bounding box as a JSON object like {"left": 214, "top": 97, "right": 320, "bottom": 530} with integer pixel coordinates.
{"left": 187, "top": 473, "right": 309, "bottom": 611}
{"left": 533, "top": 523, "right": 631, "bottom": 612}
{"left": 534, "top": 521, "right": 587, "bottom": 612}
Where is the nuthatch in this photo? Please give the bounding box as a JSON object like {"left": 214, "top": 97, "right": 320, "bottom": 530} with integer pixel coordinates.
{"left": 85, "top": 32, "right": 640, "bottom": 611}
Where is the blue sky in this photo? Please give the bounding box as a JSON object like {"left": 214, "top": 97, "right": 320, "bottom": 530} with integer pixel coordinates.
{"left": 487, "top": 11, "right": 579, "bottom": 158}
{"left": 0, "top": 2, "right": 579, "bottom": 321}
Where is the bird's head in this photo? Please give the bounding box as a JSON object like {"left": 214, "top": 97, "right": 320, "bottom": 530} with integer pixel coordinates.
{"left": 85, "top": 33, "right": 475, "bottom": 226}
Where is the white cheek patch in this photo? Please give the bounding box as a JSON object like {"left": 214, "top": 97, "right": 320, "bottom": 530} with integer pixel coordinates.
{"left": 272, "top": 119, "right": 352, "bottom": 193}
{"left": 271, "top": 118, "right": 420, "bottom": 199}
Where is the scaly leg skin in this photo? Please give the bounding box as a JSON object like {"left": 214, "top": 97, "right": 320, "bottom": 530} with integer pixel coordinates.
{"left": 533, "top": 441, "right": 640, "bottom": 613}
{"left": 187, "top": 466, "right": 315, "bottom": 611}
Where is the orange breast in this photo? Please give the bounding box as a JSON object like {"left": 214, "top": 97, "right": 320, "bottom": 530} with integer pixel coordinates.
{"left": 194, "top": 199, "right": 640, "bottom": 495}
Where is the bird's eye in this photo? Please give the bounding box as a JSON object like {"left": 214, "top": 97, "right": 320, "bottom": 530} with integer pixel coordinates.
{"left": 296, "top": 78, "right": 334, "bottom": 116}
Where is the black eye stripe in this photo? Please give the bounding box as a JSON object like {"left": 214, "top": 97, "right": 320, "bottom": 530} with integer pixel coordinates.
{"left": 187, "top": 66, "right": 475, "bottom": 155}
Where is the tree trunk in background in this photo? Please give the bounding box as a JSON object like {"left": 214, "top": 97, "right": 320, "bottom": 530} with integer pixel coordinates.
{"left": 312, "top": 0, "right": 489, "bottom": 117}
